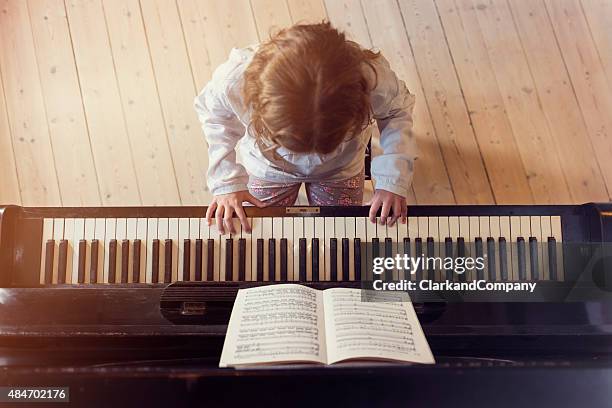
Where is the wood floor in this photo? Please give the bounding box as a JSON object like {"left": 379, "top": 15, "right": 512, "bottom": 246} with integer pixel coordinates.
{"left": 1, "top": 0, "right": 611, "bottom": 207}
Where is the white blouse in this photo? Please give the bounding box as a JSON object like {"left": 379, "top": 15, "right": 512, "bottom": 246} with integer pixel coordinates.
{"left": 194, "top": 45, "right": 418, "bottom": 198}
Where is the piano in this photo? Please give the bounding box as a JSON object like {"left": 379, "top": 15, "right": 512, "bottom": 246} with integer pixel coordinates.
{"left": 1, "top": 203, "right": 611, "bottom": 406}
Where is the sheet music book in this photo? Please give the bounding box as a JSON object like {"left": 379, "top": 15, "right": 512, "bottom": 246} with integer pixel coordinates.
{"left": 219, "top": 284, "right": 435, "bottom": 367}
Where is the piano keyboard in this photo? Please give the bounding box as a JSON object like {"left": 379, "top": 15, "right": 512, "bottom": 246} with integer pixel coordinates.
{"left": 38, "top": 215, "right": 564, "bottom": 285}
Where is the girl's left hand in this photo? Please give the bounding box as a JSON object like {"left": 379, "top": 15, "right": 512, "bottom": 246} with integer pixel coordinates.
{"left": 367, "top": 190, "right": 407, "bottom": 226}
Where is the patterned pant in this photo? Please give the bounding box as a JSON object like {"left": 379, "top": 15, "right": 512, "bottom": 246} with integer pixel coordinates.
{"left": 248, "top": 171, "right": 365, "bottom": 206}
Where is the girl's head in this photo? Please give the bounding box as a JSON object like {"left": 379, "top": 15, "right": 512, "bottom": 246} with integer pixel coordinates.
{"left": 243, "top": 22, "right": 379, "bottom": 154}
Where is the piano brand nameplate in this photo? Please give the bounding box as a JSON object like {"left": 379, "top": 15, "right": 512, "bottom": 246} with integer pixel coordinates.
{"left": 286, "top": 207, "right": 320, "bottom": 214}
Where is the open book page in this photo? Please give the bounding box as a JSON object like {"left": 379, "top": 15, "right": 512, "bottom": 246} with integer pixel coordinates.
{"left": 219, "top": 284, "right": 327, "bottom": 367}
{"left": 323, "top": 288, "right": 435, "bottom": 365}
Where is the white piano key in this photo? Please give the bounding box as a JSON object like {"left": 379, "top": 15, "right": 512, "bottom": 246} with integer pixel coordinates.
{"left": 418, "top": 217, "right": 428, "bottom": 241}
{"left": 158, "top": 218, "right": 168, "bottom": 283}
{"left": 40, "top": 218, "right": 54, "bottom": 284}
{"left": 209, "top": 219, "right": 221, "bottom": 281}
{"left": 136, "top": 218, "right": 147, "bottom": 283}
{"left": 407, "top": 216, "right": 418, "bottom": 239}
{"left": 489, "top": 216, "right": 501, "bottom": 281}
{"left": 178, "top": 218, "right": 190, "bottom": 281}
{"left": 510, "top": 216, "right": 521, "bottom": 281}
{"left": 324, "top": 217, "right": 335, "bottom": 281}
{"left": 245, "top": 217, "right": 253, "bottom": 281}
{"left": 551, "top": 215, "right": 564, "bottom": 281}
{"left": 520, "top": 216, "right": 532, "bottom": 280}
{"left": 273, "top": 217, "right": 283, "bottom": 281}
{"left": 115, "top": 218, "right": 127, "bottom": 283}
{"left": 251, "top": 217, "right": 262, "bottom": 281}
{"left": 188, "top": 218, "right": 199, "bottom": 281}
{"left": 52, "top": 218, "right": 64, "bottom": 284}
{"left": 355, "top": 217, "right": 367, "bottom": 280}
{"left": 67, "top": 218, "right": 79, "bottom": 284}
{"left": 169, "top": 218, "right": 179, "bottom": 282}
{"left": 200, "top": 218, "right": 211, "bottom": 280}
{"left": 314, "top": 217, "right": 325, "bottom": 281}
{"left": 499, "top": 217, "right": 511, "bottom": 280}
{"left": 438, "top": 216, "right": 450, "bottom": 281}
{"left": 104, "top": 218, "right": 116, "bottom": 284}
{"left": 345, "top": 217, "right": 356, "bottom": 281}
{"left": 230, "top": 220, "right": 241, "bottom": 282}
{"left": 479, "top": 216, "right": 490, "bottom": 279}
{"left": 448, "top": 217, "right": 460, "bottom": 240}
{"left": 530, "top": 216, "right": 544, "bottom": 280}
{"left": 305, "top": 217, "right": 315, "bottom": 281}
{"left": 366, "top": 217, "right": 377, "bottom": 280}
{"left": 283, "top": 217, "right": 294, "bottom": 281}
{"left": 541, "top": 216, "right": 551, "bottom": 280}
{"left": 458, "top": 216, "right": 469, "bottom": 240}
{"left": 146, "top": 218, "right": 158, "bottom": 283}
{"left": 126, "top": 218, "right": 137, "bottom": 283}
{"left": 84, "top": 218, "right": 95, "bottom": 284}
{"left": 94, "top": 218, "right": 106, "bottom": 283}
{"left": 293, "top": 217, "right": 303, "bottom": 281}
{"left": 262, "top": 217, "right": 272, "bottom": 281}
{"left": 428, "top": 217, "right": 440, "bottom": 280}
{"left": 334, "top": 217, "right": 345, "bottom": 280}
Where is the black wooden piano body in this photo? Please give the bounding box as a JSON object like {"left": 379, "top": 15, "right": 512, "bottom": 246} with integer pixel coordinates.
{"left": 0, "top": 203, "right": 611, "bottom": 407}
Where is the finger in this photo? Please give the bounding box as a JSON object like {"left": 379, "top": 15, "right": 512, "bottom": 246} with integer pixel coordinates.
{"left": 369, "top": 200, "right": 381, "bottom": 224}
{"left": 389, "top": 200, "right": 402, "bottom": 226}
{"left": 244, "top": 194, "right": 265, "bottom": 208}
{"left": 380, "top": 201, "right": 391, "bottom": 225}
{"left": 224, "top": 206, "right": 236, "bottom": 235}
{"left": 235, "top": 204, "right": 251, "bottom": 233}
{"left": 215, "top": 205, "right": 225, "bottom": 234}
{"left": 206, "top": 202, "right": 217, "bottom": 226}
{"left": 401, "top": 201, "right": 408, "bottom": 224}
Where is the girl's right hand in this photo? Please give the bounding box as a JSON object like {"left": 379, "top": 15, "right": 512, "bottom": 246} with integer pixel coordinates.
{"left": 206, "top": 191, "right": 265, "bottom": 234}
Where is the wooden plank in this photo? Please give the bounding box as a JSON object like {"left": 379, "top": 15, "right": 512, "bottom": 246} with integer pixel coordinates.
{"left": 0, "top": 0, "right": 61, "bottom": 205}
{"left": 178, "top": 0, "right": 259, "bottom": 89}
{"left": 0, "top": 70, "right": 21, "bottom": 204}
{"left": 545, "top": 0, "right": 612, "bottom": 196}
{"left": 102, "top": 0, "right": 182, "bottom": 205}
{"left": 361, "top": 0, "right": 455, "bottom": 205}
{"left": 140, "top": 0, "right": 212, "bottom": 205}
{"left": 509, "top": 0, "right": 609, "bottom": 202}
{"left": 581, "top": 0, "right": 612, "bottom": 90}
{"left": 325, "top": 0, "right": 418, "bottom": 204}
{"left": 287, "top": 0, "right": 327, "bottom": 23}
{"left": 468, "top": 0, "right": 572, "bottom": 203}
{"left": 65, "top": 0, "right": 141, "bottom": 205}
{"left": 435, "top": 0, "right": 534, "bottom": 205}
{"left": 398, "top": 0, "right": 495, "bottom": 204}
{"left": 28, "top": 0, "right": 101, "bottom": 206}
{"left": 251, "top": 0, "right": 293, "bottom": 40}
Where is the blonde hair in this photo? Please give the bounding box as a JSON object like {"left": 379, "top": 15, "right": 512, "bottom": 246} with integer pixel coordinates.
{"left": 243, "top": 22, "right": 379, "bottom": 154}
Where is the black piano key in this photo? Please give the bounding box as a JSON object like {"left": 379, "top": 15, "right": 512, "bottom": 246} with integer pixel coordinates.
{"left": 529, "top": 237, "right": 539, "bottom": 280}
{"left": 426, "top": 237, "right": 435, "bottom": 281}
{"left": 548, "top": 237, "right": 557, "bottom": 281}
{"left": 499, "top": 237, "right": 508, "bottom": 281}
{"left": 109, "top": 239, "right": 117, "bottom": 283}
{"left": 517, "top": 237, "right": 526, "bottom": 281}
{"left": 44, "top": 240, "right": 54, "bottom": 284}
{"left": 57, "top": 239, "right": 68, "bottom": 284}
{"left": 206, "top": 239, "right": 214, "bottom": 281}
{"left": 354, "top": 238, "right": 362, "bottom": 281}
{"left": 456, "top": 237, "right": 465, "bottom": 282}
{"left": 444, "top": 238, "right": 453, "bottom": 281}
{"left": 268, "top": 238, "right": 276, "bottom": 281}
{"left": 121, "top": 239, "right": 129, "bottom": 284}
{"left": 330, "top": 238, "right": 338, "bottom": 281}
{"left": 280, "top": 238, "right": 288, "bottom": 281}
{"left": 195, "top": 239, "right": 203, "bottom": 281}
{"left": 238, "top": 238, "right": 246, "bottom": 281}
{"left": 487, "top": 237, "right": 496, "bottom": 281}
{"left": 384, "top": 238, "right": 393, "bottom": 281}
{"left": 183, "top": 239, "right": 191, "bottom": 281}
{"left": 371, "top": 238, "right": 380, "bottom": 281}
{"left": 151, "top": 239, "right": 159, "bottom": 283}
{"left": 342, "top": 238, "right": 350, "bottom": 281}
{"left": 404, "top": 238, "right": 412, "bottom": 280}
{"left": 299, "top": 238, "right": 307, "bottom": 281}
{"left": 132, "top": 239, "right": 141, "bottom": 283}
{"left": 414, "top": 238, "right": 423, "bottom": 281}
{"left": 256, "top": 239, "right": 264, "bottom": 281}
{"left": 78, "top": 239, "right": 86, "bottom": 284}
{"left": 225, "top": 239, "right": 234, "bottom": 281}
{"left": 312, "top": 238, "right": 320, "bottom": 281}
{"left": 475, "top": 237, "right": 484, "bottom": 280}
{"left": 164, "top": 239, "right": 172, "bottom": 283}
{"left": 90, "top": 239, "right": 99, "bottom": 284}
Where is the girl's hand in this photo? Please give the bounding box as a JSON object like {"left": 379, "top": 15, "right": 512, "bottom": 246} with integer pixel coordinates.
{"left": 367, "top": 190, "right": 407, "bottom": 226}
{"left": 206, "top": 191, "right": 264, "bottom": 234}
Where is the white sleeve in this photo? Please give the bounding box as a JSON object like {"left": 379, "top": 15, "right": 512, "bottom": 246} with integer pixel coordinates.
{"left": 370, "top": 55, "right": 418, "bottom": 199}
{"left": 194, "top": 58, "right": 249, "bottom": 196}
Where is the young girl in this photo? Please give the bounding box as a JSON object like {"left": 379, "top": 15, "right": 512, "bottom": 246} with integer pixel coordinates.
{"left": 195, "top": 22, "right": 417, "bottom": 235}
